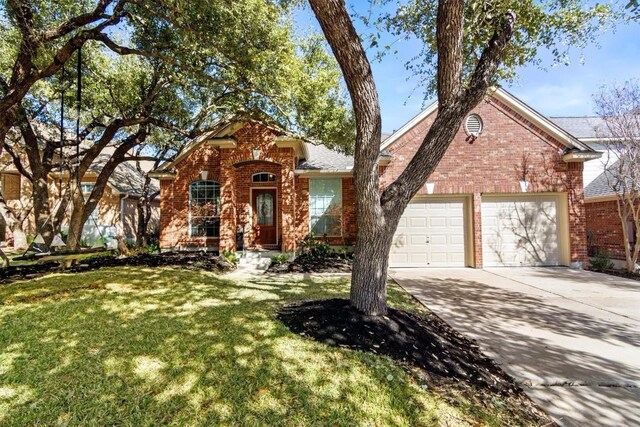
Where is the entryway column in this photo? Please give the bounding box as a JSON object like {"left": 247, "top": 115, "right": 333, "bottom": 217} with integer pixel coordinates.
{"left": 472, "top": 192, "right": 483, "bottom": 268}
{"left": 219, "top": 149, "right": 236, "bottom": 251}
{"left": 280, "top": 156, "right": 296, "bottom": 252}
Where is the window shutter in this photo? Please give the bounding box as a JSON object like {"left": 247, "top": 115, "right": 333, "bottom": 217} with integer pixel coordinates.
{"left": 2, "top": 174, "right": 21, "bottom": 200}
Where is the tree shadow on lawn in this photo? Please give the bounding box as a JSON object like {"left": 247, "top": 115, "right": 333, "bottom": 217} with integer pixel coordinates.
{"left": 0, "top": 267, "right": 516, "bottom": 426}
{"left": 394, "top": 274, "right": 640, "bottom": 426}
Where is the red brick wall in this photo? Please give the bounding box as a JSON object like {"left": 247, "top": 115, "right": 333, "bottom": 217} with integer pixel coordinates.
{"left": 585, "top": 199, "right": 626, "bottom": 259}
{"left": 159, "top": 122, "right": 307, "bottom": 252}
{"left": 292, "top": 176, "right": 358, "bottom": 246}
{"left": 159, "top": 143, "right": 222, "bottom": 250}
{"left": 381, "top": 97, "right": 587, "bottom": 267}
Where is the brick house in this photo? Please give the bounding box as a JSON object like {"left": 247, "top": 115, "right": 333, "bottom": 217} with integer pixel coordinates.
{"left": 548, "top": 116, "right": 630, "bottom": 262}
{"left": 150, "top": 120, "right": 363, "bottom": 252}
{"left": 153, "top": 89, "right": 599, "bottom": 268}
{"left": 0, "top": 151, "right": 159, "bottom": 247}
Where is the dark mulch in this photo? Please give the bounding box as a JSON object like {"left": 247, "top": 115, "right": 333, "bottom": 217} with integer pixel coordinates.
{"left": 0, "top": 252, "right": 234, "bottom": 285}
{"left": 278, "top": 298, "right": 553, "bottom": 425}
{"left": 268, "top": 253, "right": 352, "bottom": 273}
{"left": 278, "top": 298, "right": 510, "bottom": 390}
{"left": 589, "top": 267, "right": 640, "bottom": 281}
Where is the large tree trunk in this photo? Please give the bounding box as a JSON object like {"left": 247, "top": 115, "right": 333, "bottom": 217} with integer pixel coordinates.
{"left": 32, "top": 175, "right": 55, "bottom": 245}
{"left": 310, "top": 0, "right": 515, "bottom": 315}
{"left": 350, "top": 226, "right": 395, "bottom": 314}
{"left": 135, "top": 175, "right": 153, "bottom": 248}
{"left": 66, "top": 189, "right": 88, "bottom": 249}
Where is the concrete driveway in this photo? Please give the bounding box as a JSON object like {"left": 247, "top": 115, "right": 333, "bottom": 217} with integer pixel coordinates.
{"left": 389, "top": 267, "right": 640, "bottom": 427}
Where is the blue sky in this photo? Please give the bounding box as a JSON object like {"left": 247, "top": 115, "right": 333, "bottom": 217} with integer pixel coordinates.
{"left": 295, "top": 5, "right": 640, "bottom": 133}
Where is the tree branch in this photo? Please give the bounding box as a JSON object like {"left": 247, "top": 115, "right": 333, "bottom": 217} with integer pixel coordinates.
{"left": 381, "top": 10, "right": 517, "bottom": 208}
{"left": 2, "top": 141, "right": 33, "bottom": 181}
{"left": 41, "top": 0, "right": 115, "bottom": 42}
{"left": 436, "top": 0, "right": 465, "bottom": 107}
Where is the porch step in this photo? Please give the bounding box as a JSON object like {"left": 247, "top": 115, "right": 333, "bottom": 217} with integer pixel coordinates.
{"left": 235, "top": 250, "right": 279, "bottom": 273}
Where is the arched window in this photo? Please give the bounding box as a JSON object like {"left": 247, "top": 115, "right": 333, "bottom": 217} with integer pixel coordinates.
{"left": 189, "top": 180, "right": 220, "bottom": 237}
{"left": 252, "top": 172, "right": 276, "bottom": 183}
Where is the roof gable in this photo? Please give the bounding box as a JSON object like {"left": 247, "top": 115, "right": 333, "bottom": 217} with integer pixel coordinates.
{"left": 381, "top": 88, "right": 592, "bottom": 152}
{"left": 154, "top": 119, "right": 306, "bottom": 173}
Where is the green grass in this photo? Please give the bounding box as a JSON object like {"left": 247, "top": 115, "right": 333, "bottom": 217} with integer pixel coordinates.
{"left": 0, "top": 267, "right": 534, "bottom": 426}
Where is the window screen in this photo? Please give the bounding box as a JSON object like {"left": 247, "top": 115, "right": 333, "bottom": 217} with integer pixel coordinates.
{"left": 309, "top": 178, "right": 342, "bottom": 237}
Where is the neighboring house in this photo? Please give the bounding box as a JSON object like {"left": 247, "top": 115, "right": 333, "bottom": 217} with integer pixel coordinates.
{"left": 548, "top": 116, "right": 628, "bottom": 260}
{"left": 153, "top": 88, "right": 599, "bottom": 269}
{"left": 0, "top": 150, "right": 160, "bottom": 247}
{"left": 581, "top": 163, "right": 630, "bottom": 259}
{"left": 79, "top": 156, "right": 161, "bottom": 246}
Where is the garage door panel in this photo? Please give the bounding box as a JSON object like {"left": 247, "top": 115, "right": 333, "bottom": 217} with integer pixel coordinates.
{"left": 410, "top": 234, "right": 427, "bottom": 245}
{"left": 482, "top": 196, "right": 561, "bottom": 267}
{"left": 389, "top": 253, "right": 409, "bottom": 264}
{"left": 450, "top": 234, "right": 465, "bottom": 245}
{"left": 389, "top": 199, "right": 466, "bottom": 268}
{"left": 430, "top": 235, "right": 447, "bottom": 245}
{"left": 429, "top": 217, "right": 447, "bottom": 227}
{"left": 450, "top": 216, "right": 464, "bottom": 227}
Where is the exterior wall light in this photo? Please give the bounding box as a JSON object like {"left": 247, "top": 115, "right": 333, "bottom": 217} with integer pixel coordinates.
{"left": 425, "top": 182, "right": 435, "bottom": 194}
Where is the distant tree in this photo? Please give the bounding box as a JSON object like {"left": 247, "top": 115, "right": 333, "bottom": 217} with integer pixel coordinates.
{"left": 309, "top": 0, "right": 622, "bottom": 315}
{"left": 594, "top": 81, "right": 640, "bottom": 272}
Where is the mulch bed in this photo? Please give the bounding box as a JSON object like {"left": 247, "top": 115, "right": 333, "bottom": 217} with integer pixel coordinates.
{"left": 268, "top": 253, "right": 352, "bottom": 273}
{"left": 278, "top": 298, "right": 553, "bottom": 425}
{"left": 0, "top": 252, "right": 234, "bottom": 285}
{"left": 589, "top": 267, "right": 640, "bottom": 281}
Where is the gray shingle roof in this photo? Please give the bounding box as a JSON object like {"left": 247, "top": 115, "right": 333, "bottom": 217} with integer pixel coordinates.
{"left": 549, "top": 116, "right": 613, "bottom": 139}
{"left": 88, "top": 155, "right": 160, "bottom": 197}
{"left": 585, "top": 160, "right": 620, "bottom": 198}
{"left": 585, "top": 170, "right": 615, "bottom": 198}
{"left": 297, "top": 143, "right": 354, "bottom": 170}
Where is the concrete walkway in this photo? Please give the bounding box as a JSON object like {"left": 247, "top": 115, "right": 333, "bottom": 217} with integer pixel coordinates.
{"left": 389, "top": 267, "right": 640, "bottom": 427}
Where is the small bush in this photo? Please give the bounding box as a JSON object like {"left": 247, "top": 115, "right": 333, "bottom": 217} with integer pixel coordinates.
{"left": 144, "top": 242, "right": 160, "bottom": 254}
{"left": 590, "top": 251, "right": 614, "bottom": 271}
{"left": 222, "top": 249, "right": 240, "bottom": 265}
{"left": 297, "top": 232, "right": 332, "bottom": 258}
{"left": 270, "top": 253, "right": 290, "bottom": 265}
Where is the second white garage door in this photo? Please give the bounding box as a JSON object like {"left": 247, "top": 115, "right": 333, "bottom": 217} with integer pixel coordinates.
{"left": 389, "top": 199, "right": 466, "bottom": 267}
{"left": 482, "top": 195, "right": 561, "bottom": 267}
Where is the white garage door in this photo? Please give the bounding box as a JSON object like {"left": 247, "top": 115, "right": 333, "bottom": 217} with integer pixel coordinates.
{"left": 389, "top": 199, "right": 466, "bottom": 267}
{"left": 482, "top": 195, "right": 561, "bottom": 267}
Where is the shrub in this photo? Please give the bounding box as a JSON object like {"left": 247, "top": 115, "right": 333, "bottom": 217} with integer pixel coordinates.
{"left": 297, "top": 232, "right": 331, "bottom": 258}
{"left": 222, "top": 249, "right": 240, "bottom": 265}
{"left": 590, "top": 251, "right": 614, "bottom": 271}
{"left": 270, "top": 253, "right": 290, "bottom": 265}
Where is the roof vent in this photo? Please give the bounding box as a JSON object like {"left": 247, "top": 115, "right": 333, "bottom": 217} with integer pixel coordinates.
{"left": 465, "top": 113, "right": 483, "bottom": 137}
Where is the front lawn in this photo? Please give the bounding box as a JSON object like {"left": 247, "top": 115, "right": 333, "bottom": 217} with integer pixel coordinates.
{"left": 0, "top": 267, "right": 542, "bottom": 426}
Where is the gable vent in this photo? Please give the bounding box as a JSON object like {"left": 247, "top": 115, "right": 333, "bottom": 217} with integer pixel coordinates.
{"left": 465, "top": 114, "right": 483, "bottom": 137}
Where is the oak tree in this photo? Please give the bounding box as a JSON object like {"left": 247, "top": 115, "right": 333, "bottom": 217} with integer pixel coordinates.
{"left": 308, "top": 0, "right": 621, "bottom": 315}
{"left": 0, "top": 0, "right": 352, "bottom": 249}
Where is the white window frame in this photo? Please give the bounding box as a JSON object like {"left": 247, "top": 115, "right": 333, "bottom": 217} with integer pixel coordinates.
{"left": 189, "top": 180, "right": 221, "bottom": 238}
{"left": 309, "top": 178, "right": 343, "bottom": 237}
{"left": 252, "top": 172, "right": 276, "bottom": 183}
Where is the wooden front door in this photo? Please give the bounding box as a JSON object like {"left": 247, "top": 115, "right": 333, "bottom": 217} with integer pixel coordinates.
{"left": 252, "top": 189, "right": 277, "bottom": 246}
